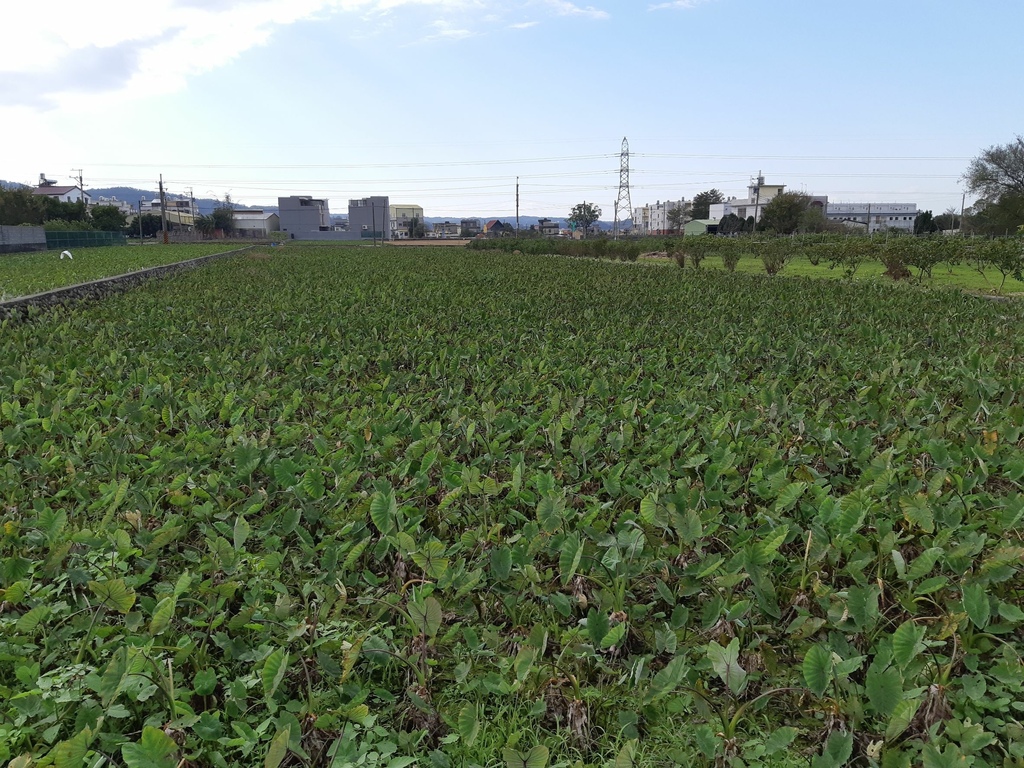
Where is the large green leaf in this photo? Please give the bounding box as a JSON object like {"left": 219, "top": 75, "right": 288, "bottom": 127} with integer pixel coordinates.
{"left": 865, "top": 664, "right": 902, "bottom": 717}
{"left": 265, "top": 725, "right": 291, "bottom": 768}
{"left": 262, "top": 648, "right": 289, "bottom": 700}
{"left": 458, "top": 703, "right": 481, "bottom": 747}
{"left": 707, "top": 637, "right": 747, "bottom": 696}
{"left": 803, "top": 643, "right": 833, "bottom": 697}
{"left": 962, "top": 582, "right": 990, "bottom": 629}
{"left": 149, "top": 595, "right": 176, "bottom": 636}
{"left": 369, "top": 491, "right": 398, "bottom": 535}
{"left": 121, "top": 726, "right": 178, "bottom": 768}
{"left": 891, "top": 621, "right": 926, "bottom": 669}
{"left": 88, "top": 578, "right": 136, "bottom": 614}
{"left": 558, "top": 533, "right": 583, "bottom": 586}
{"left": 408, "top": 596, "right": 443, "bottom": 638}
{"left": 502, "top": 745, "right": 549, "bottom": 768}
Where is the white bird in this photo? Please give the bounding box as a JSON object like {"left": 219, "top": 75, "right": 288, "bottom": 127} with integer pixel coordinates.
{"left": 60, "top": 250, "right": 74, "bottom": 260}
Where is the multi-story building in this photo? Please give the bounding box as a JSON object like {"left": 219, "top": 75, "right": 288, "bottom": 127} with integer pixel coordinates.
{"left": 708, "top": 176, "right": 828, "bottom": 225}
{"left": 631, "top": 199, "right": 687, "bottom": 235}
{"left": 92, "top": 196, "right": 134, "bottom": 216}
{"left": 390, "top": 204, "right": 424, "bottom": 239}
{"left": 279, "top": 196, "right": 332, "bottom": 235}
{"left": 432, "top": 221, "right": 461, "bottom": 239}
{"left": 348, "top": 196, "right": 391, "bottom": 240}
{"left": 536, "top": 218, "right": 560, "bottom": 237}
{"left": 461, "top": 218, "right": 482, "bottom": 237}
{"left": 141, "top": 198, "right": 197, "bottom": 227}
{"left": 709, "top": 176, "right": 787, "bottom": 224}
{"left": 824, "top": 203, "right": 919, "bottom": 234}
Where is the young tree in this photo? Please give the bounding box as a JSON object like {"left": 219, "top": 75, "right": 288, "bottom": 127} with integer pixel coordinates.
{"left": 408, "top": 216, "right": 426, "bottom": 238}
{"left": 90, "top": 205, "right": 128, "bottom": 232}
{"left": 757, "top": 192, "right": 811, "bottom": 234}
{"left": 568, "top": 202, "right": 602, "bottom": 238}
{"left": 690, "top": 189, "right": 725, "bottom": 220}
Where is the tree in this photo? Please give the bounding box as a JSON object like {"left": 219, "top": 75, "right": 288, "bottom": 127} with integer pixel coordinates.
{"left": 211, "top": 206, "right": 234, "bottom": 235}
{"left": 90, "top": 205, "right": 127, "bottom": 232}
{"left": 195, "top": 215, "right": 217, "bottom": 236}
{"left": 914, "top": 210, "right": 937, "bottom": 235}
{"left": 757, "top": 192, "right": 811, "bottom": 234}
{"left": 933, "top": 208, "right": 962, "bottom": 232}
{"left": 964, "top": 136, "right": 1024, "bottom": 202}
{"left": 666, "top": 203, "right": 690, "bottom": 234}
{"left": 967, "top": 193, "right": 1024, "bottom": 236}
{"left": 568, "top": 202, "right": 601, "bottom": 238}
{"left": 407, "top": 216, "right": 426, "bottom": 238}
{"left": 717, "top": 213, "right": 745, "bottom": 235}
{"left": 690, "top": 189, "right": 725, "bottom": 220}
{"left": 135, "top": 213, "right": 164, "bottom": 238}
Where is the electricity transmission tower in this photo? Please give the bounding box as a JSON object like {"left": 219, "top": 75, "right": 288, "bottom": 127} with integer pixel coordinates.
{"left": 613, "top": 137, "right": 632, "bottom": 239}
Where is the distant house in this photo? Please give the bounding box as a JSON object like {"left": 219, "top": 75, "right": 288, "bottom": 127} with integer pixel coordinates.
{"left": 537, "top": 218, "right": 559, "bottom": 237}
{"left": 92, "top": 196, "right": 134, "bottom": 216}
{"left": 461, "top": 218, "right": 482, "bottom": 236}
{"left": 33, "top": 173, "right": 90, "bottom": 205}
{"left": 279, "top": 196, "right": 332, "bottom": 235}
{"left": 390, "top": 204, "right": 424, "bottom": 239}
{"left": 233, "top": 210, "right": 281, "bottom": 236}
{"left": 632, "top": 199, "right": 687, "bottom": 235}
{"left": 433, "top": 221, "right": 461, "bottom": 239}
{"left": 483, "top": 219, "right": 514, "bottom": 237}
{"left": 141, "top": 198, "right": 197, "bottom": 227}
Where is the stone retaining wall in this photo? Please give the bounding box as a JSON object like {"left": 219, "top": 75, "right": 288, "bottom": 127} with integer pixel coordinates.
{"left": 0, "top": 246, "right": 253, "bottom": 322}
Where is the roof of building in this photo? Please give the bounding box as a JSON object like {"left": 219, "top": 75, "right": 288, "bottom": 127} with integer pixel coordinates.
{"left": 233, "top": 211, "right": 277, "bottom": 220}
{"left": 33, "top": 186, "right": 80, "bottom": 196}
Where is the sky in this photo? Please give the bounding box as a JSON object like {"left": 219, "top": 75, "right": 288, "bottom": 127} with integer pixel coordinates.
{"left": 2, "top": 0, "right": 1022, "bottom": 219}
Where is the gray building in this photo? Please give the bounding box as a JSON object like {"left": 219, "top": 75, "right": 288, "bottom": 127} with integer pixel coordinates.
{"left": 279, "top": 196, "right": 331, "bottom": 236}
{"left": 348, "top": 196, "right": 391, "bottom": 240}
{"left": 825, "top": 202, "right": 918, "bottom": 234}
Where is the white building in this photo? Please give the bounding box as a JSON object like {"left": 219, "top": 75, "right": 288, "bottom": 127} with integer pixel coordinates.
{"left": 32, "top": 173, "right": 90, "bottom": 205}
{"left": 233, "top": 210, "right": 281, "bottom": 236}
{"left": 709, "top": 176, "right": 787, "bottom": 224}
{"left": 825, "top": 203, "right": 918, "bottom": 234}
{"left": 92, "top": 196, "right": 135, "bottom": 216}
{"left": 631, "top": 199, "right": 687, "bottom": 235}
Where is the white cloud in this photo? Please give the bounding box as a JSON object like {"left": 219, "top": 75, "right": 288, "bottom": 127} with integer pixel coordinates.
{"left": 418, "top": 19, "right": 476, "bottom": 42}
{"left": 510, "top": 21, "right": 540, "bottom": 29}
{"left": 1, "top": 0, "right": 611, "bottom": 111}
{"left": 542, "top": 0, "right": 609, "bottom": 19}
{"left": 649, "top": 0, "right": 711, "bottom": 9}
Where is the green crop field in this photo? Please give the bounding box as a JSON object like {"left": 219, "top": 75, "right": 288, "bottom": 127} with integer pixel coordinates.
{"left": 2, "top": 246, "right": 1023, "bottom": 767}
{"left": 0, "top": 244, "right": 243, "bottom": 300}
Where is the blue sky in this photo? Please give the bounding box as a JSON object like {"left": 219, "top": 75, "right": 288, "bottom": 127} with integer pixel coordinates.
{"left": 3, "top": 0, "right": 1022, "bottom": 219}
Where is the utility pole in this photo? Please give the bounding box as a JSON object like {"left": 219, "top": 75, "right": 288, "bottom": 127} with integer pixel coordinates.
{"left": 371, "top": 201, "right": 377, "bottom": 246}
{"left": 159, "top": 175, "right": 169, "bottom": 244}
{"left": 70, "top": 168, "right": 84, "bottom": 202}
{"left": 138, "top": 197, "right": 144, "bottom": 241}
{"left": 516, "top": 177, "right": 520, "bottom": 238}
{"left": 613, "top": 137, "right": 632, "bottom": 239}
{"left": 752, "top": 171, "right": 762, "bottom": 231}
{"left": 959, "top": 192, "right": 966, "bottom": 235}
{"left": 188, "top": 187, "right": 196, "bottom": 232}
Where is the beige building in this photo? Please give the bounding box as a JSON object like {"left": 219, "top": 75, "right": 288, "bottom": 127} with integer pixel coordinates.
{"left": 390, "top": 204, "right": 424, "bottom": 238}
